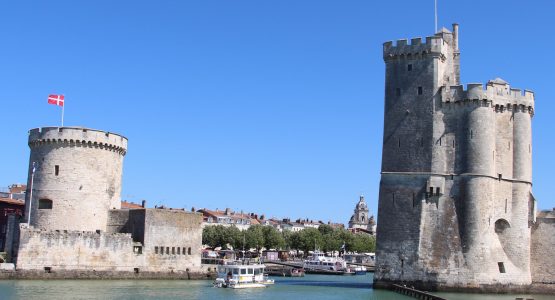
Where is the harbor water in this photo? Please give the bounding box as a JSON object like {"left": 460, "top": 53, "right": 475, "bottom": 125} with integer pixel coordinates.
{"left": 0, "top": 273, "right": 553, "bottom": 299}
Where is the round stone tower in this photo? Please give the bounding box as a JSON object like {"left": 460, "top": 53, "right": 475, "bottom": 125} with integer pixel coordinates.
{"left": 24, "top": 127, "right": 127, "bottom": 232}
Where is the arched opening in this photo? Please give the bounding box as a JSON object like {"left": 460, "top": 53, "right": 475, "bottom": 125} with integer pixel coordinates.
{"left": 38, "top": 199, "right": 53, "bottom": 209}
{"left": 494, "top": 219, "right": 510, "bottom": 234}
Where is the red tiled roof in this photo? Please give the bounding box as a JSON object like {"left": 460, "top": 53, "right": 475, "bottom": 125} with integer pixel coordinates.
{"left": 121, "top": 201, "right": 144, "bottom": 209}
{"left": 0, "top": 197, "right": 25, "bottom": 206}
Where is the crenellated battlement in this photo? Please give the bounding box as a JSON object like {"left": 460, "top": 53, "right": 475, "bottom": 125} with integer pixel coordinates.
{"left": 383, "top": 25, "right": 459, "bottom": 61}
{"left": 441, "top": 79, "right": 534, "bottom": 114}
{"left": 28, "top": 127, "right": 127, "bottom": 156}
{"left": 383, "top": 36, "right": 444, "bottom": 60}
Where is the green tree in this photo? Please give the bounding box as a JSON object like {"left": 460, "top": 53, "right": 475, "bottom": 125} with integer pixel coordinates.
{"left": 299, "top": 228, "right": 323, "bottom": 255}
{"left": 262, "top": 225, "right": 285, "bottom": 250}
{"left": 245, "top": 224, "right": 265, "bottom": 252}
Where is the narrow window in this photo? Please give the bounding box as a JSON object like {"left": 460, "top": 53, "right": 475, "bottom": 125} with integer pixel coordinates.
{"left": 498, "top": 262, "right": 506, "bottom": 273}
{"left": 55, "top": 165, "right": 59, "bottom": 176}
{"left": 396, "top": 88, "right": 401, "bottom": 96}
{"left": 155, "top": 246, "right": 158, "bottom": 254}
{"left": 44, "top": 267, "right": 52, "bottom": 273}
{"left": 429, "top": 187, "right": 434, "bottom": 196}
{"left": 38, "top": 199, "right": 53, "bottom": 209}
{"left": 505, "top": 199, "right": 508, "bottom": 213}
{"left": 418, "top": 87, "right": 423, "bottom": 95}
{"left": 407, "top": 64, "right": 412, "bottom": 71}
{"left": 439, "top": 138, "right": 442, "bottom": 146}
{"left": 166, "top": 247, "right": 169, "bottom": 255}
{"left": 470, "top": 130, "right": 473, "bottom": 139}
{"left": 498, "top": 174, "right": 502, "bottom": 181}
{"left": 452, "top": 139, "right": 455, "bottom": 148}
{"left": 177, "top": 247, "right": 181, "bottom": 255}
{"left": 392, "top": 193, "right": 395, "bottom": 206}
{"left": 172, "top": 247, "right": 175, "bottom": 255}
{"left": 188, "top": 247, "right": 192, "bottom": 255}
{"left": 134, "top": 268, "right": 140, "bottom": 274}
{"left": 412, "top": 193, "right": 416, "bottom": 208}
{"left": 183, "top": 247, "right": 186, "bottom": 255}
{"left": 435, "top": 187, "right": 440, "bottom": 196}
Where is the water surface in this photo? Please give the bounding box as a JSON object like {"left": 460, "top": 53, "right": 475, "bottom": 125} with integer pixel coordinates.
{"left": 0, "top": 274, "right": 552, "bottom": 299}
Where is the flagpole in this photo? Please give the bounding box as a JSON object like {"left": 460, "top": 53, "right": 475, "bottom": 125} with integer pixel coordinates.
{"left": 434, "top": 0, "right": 438, "bottom": 33}
{"left": 61, "top": 103, "right": 65, "bottom": 127}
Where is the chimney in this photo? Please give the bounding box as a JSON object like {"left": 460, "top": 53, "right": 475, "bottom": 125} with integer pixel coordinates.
{"left": 141, "top": 200, "right": 146, "bottom": 208}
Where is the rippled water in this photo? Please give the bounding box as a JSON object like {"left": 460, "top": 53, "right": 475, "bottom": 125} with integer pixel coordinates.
{"left": 0, "top": 274, "right": 552, "bottom": 299}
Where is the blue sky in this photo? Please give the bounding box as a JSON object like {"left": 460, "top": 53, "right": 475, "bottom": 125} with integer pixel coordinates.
{"left": 2, "top": 1, "right": 554, "bottom": 224}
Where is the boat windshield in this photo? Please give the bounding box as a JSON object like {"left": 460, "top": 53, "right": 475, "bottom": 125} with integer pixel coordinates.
{"left": 254, "top": 268, "right": 261, "bottom": 275}
{"left": 240, "top": 268, "right": 247, "bottom": 275}
{"left": 233, "top": 268, "right": 239, "bottom": 275}
{"left": 248, "top": 268, "right": 253, "bottom": 274}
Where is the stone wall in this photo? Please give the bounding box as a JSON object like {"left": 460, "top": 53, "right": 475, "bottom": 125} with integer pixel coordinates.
{"left": 531, "top": 210, "right": 555, "bottom": 284}
{"left": 16, "top": 225, "right": 137, "bottom": 271}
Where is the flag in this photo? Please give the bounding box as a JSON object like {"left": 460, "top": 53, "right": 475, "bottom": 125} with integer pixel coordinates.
{"left": 48, "top": 94, "right": 64, "bottom": 106}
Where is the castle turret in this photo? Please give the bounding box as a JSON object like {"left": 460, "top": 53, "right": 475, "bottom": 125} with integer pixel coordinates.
{"left": 25, "top": 127, "right": 127, "bottom": 232}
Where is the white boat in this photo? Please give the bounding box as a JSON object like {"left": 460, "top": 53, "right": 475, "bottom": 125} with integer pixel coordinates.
{"left": 354, "top": 266, "right": 367, "bottom": 275}
{"left": 303, "top": 251, "right": 347, "bottom": 273}
{"left": 213, "top": 263, "right": 275, "bottom": 289}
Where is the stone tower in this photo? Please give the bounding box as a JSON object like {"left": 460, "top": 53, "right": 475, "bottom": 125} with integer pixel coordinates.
{"left": 24, "top": 127, "right": 127, "bottom": 232}
{"left": 374, "top": 24, "right": 535, "bottom": 291}
{"left": 349, "top": 195, "right": 372, "bottom": 231}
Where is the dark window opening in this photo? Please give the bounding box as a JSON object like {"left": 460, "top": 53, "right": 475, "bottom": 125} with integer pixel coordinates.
{"left": 498, "top": 262, "right": 506, "bottom": 273}
{"left": 498, "top": 174, "right": 502, "bottom": 181}
{"left": 505, "top": 199, "right": 508, "bottom": 213}
{"left": 44, "top": 267, "right": 52, "bottom": 273}
{"left": 166, "top": 247, "right": 169, "bottom": 255}
{"left": 134, "top": 246, "right": 142, "bottom": 254}
{"left": 39, "top": 199, "right": 53, "bottom": 209}
{"left": 429, "top": 187, "right": 434, "bottom": 196}
{"left": 183, "top": 247, "right": 186, "bottom": 255}
{"left": 155, "top": 246, "right": 158, "bottom": 254}
{"left": 396, "top": 88, "right": 401, "bottom": 96}
{"left": 55, "top": 165, "right": 59, "bottom": 176}
{"left": 435, "top": 187, "right": 440, "bottom": 196}
{"left": 407, "top": 64, "right": 412, "bottom": 71}
{"left": 160, "top": 246, "right": 164, "bottom": 255}
{"left": 412, "top": 193, "right": 416, "bottom": 208}
{"left": 134, "top": 268, "right": 139, "bottom": 274}
{"left": 172, "top": 247, "right": 175, "bottom": 255}
{"left": 452, "top": 139, "right": 455, "bottom": 148}
{"left": 470, "top": 130, "right": 473, "bottom": 139}
{"left": 177, "top": 247, "right": 181, "bottom": 255}
{"left": 188, "top": 247, "right": 192, "bottom": 255}
{"left": 418, "top": 87, "right": 423, "bottom": 95}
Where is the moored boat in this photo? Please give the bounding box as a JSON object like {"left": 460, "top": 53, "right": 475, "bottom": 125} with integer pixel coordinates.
{"left": 213, "top": 263, "right": 274, "bottom": 289}
{"left": 303, "top": 251, "right": 347, "bottom": 274}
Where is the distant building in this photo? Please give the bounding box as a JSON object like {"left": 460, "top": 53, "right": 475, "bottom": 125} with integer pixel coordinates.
{"left": 199, "top": 208, "right": 259, "bottom": 230}
{"left": 348, "top": 196, "right": 376, "bottom": 235}
{"left": 0, "top": 197, "right": 24, "bottom": 251}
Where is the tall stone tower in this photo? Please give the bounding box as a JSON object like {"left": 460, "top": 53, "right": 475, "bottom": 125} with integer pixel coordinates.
{"left": 24, "top": 127, "right": 127, "bottom": 232}
{"left": 374, "top": 24, "right": 535, "bottom": 291}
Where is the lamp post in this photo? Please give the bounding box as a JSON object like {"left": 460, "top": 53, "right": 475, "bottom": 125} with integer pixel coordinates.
{"left": 27, "top": 162, "right": 36, "bottom": 225}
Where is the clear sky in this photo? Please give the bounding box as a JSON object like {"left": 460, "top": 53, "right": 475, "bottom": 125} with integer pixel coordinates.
{"left": 2, "top": 1, "right": 554, "bottom": 224}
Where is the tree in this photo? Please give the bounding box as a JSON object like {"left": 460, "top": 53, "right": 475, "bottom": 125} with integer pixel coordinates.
{"left": 299, "top": 228, "right": 323, "bottom": 255}
{"left": 245, "top": 224, "right": 265, "bottom": 252}
{"left": 262, "top": 225, "right": 285, "bottom": 250}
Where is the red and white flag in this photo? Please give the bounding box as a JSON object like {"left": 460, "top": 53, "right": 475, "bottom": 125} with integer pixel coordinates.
{"left": 48, "top": 94, "right": 64, "bottom": 107}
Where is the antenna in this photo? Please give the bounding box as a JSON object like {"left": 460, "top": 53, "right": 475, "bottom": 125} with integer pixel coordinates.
{"left": 434, "top": 0, "right": 438, "bottom": 32}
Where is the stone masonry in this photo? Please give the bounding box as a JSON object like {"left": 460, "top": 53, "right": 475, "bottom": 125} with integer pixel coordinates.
{"left": 374, "top": 24, "right": 552, "bottom": 292}
{"left": 6, "top": 126, "right": 206, "bottom": 278}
